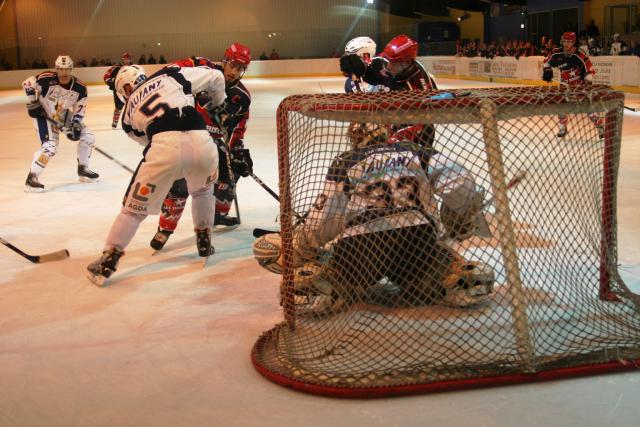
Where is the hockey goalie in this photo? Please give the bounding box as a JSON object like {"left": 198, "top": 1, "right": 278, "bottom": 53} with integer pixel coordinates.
{"left": 253, "top": 123, "right": 495, "bottom": 315}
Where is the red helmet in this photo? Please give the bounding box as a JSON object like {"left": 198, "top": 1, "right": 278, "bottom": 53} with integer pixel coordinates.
{"left": 560, "top": 31, "right": 577, "bottom": 44}
{"left": 382, "top": 34, "right": 418, "bottom": 63}
{"left": 223, "top": 42, "right": 251, "bottom": 67}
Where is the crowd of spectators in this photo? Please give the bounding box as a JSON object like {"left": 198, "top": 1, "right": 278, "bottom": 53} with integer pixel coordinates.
{"left": 457, "top": 24, "right": 639, "bottom": 59}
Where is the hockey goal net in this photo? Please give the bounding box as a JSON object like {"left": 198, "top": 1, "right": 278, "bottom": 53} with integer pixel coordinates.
{"left": 251, "top": 85, "right": 640, "bottom": 397}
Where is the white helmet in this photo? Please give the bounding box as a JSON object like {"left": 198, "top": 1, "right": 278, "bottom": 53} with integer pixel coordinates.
{"left": 55, "top": 55, "right": 73, "bottom": 69}
{"left": 115, "top": 65, "right": 147, "bottom": 100}
{"left": 345, "top": 36, "right": 376, "bottom": 63}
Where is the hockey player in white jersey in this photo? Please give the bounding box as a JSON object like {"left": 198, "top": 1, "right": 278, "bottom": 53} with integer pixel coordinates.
{"left": 253, "top": 124, "right": 494, "bottom": 314}
{"left": 22, "top": 55, "right": 99, "bottom": 192}
{"left": 341, "top": 36, "right": 384, "bottom": 94}
{"left": 87, "top": 65, "right": 226, "bottom": 286}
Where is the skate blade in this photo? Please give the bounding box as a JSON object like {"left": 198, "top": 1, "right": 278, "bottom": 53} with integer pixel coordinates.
{"left": 87, "top": 272, "right": 107, "bottom": 287}
{"left": 79, "top": 176, "right": 100, "bottom": 183}
{"left": 24, "top": 186, "right": 44, "bottom": 193}
{"left": 213, "top": 224, "right": 239, "bottom": 232}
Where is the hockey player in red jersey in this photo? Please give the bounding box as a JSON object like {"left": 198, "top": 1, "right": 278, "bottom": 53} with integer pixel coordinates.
{"left": 339, "top": 34, "right": 438, "bottom": 147}
{"left": 149, "top": 43, "right": 253, "bottom": 251}
{"left": 103, "top": 52, "right": 133, "bottom": 129}
{"left": 22, "top": 55, "right": 99, "bottom": 192}
{"left": 542, "top": 31, "right": 603, "bottom": 138}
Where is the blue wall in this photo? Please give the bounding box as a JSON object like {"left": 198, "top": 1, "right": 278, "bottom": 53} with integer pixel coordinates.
{"left": 487, "top": 0, "right": 585, "bottom": 42}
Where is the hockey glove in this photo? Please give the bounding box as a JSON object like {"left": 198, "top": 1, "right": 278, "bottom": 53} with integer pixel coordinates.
{"left": 67, "top": 121, "right": 82, "bottom": 141}
{"left": 26, "top": 102, "right": 45, "bottom": 119}
{"left": 542, "top": 67, "right": 553, "bottom": 83}
{"left": 230, "top": 147, "right": 253, "bottom": 178}
{"left": 339, "top": 54, "right": 367, "bottom": 78}
{"left": 363, "top": 57, "right": 387, "bottom": 86}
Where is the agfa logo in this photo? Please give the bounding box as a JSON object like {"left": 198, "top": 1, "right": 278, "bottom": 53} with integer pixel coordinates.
{"left": 132, "top": 182, "right": 156, "bottom": 202}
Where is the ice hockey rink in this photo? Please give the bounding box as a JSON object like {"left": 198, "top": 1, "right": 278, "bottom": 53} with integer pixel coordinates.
{"left": 1, "top": 77, "right": 639, "bottom": 427}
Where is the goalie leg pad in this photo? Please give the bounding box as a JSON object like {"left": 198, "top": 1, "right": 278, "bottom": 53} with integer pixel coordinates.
{"left": 253, "top": 233, "right": 284, "bottom": 274}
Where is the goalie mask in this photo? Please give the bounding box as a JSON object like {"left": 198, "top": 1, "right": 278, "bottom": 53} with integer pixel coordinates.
{"left": 347, "top": 123, "right": 389, "bottom": 148}
{"left": 115, "top": 65, "right": 147, "bottom": 101}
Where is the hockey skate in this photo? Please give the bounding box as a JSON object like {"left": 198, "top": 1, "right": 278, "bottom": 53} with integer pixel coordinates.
{"left": 150, "top": 228, "right": 173, "bottom": 251}
{"left": 87, "top": 247, "right": 125, "bottom": 287}
{"left": 440, "top": 259, "right": 495, "bottom": 308}
{"left": 195, "top": 228, "right": 215, "bottom": 267}
{"left": 78, "top": 165, "right": 100, "bottom": 183}
{"left": 24, "top": 173, "right": 45, "bottom": 193}
{"left": 214, "top": 212, "right": 239, "bottom": 231}
{"left": 556, "top": 124, "right": 567, "bottom": 138}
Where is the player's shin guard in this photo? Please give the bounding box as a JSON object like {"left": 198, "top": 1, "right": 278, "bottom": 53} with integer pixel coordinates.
{"left": 151, "top": 195, "right": 187, "bottom": 250}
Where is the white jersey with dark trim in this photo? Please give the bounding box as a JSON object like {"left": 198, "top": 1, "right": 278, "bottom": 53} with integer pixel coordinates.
{"left": 122, "top": 67, "right": 226, "bottom": 145}
{"left": 22, "top": 72, "right": 88, "bottom": 125}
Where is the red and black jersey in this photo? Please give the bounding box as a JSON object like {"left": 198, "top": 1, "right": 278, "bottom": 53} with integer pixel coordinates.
{"left": 543, "top": 48, "right": 595, "bottom": 86}
{"left": 169, "top": 56, "right": 251, "bottom": 149}
{"left": 103, "top": 65, "right": 122, "bottom": 90}
{"left": 389, "top": 61, "right": 438, "bottom": 92}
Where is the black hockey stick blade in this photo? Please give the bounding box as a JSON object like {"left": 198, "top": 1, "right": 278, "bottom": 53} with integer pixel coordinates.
{"left": 253, "top": 228, "right": 278, "bottom": 238}
{"left": 624, "top": 105, "right": 637, "bottom": 112}
{"left": 0, "top": 237, "right": 70, "bottom": 263}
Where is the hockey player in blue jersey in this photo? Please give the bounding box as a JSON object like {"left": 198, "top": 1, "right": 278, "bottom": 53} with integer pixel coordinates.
{"left": 22, "top": 55, "right": 99, "bottom": 192}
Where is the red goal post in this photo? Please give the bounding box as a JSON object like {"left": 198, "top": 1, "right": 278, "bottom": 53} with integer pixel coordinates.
{"left": 252, "top": 85, "right": 640, "bottom": 397}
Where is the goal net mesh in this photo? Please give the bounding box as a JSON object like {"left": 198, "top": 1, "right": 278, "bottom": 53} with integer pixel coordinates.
{"left": 251, "top": 86, "right": 640, "bottom": 397}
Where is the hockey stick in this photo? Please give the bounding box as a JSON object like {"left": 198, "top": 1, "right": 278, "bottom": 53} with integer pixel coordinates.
{"left": 44, "top": 117, "right": 136, "bottom": 174}
{"left": 0, "top": 236, "right": 69, "bottom": 263}
{"left": 252, "top": 171, "right": 529, "bottom": 240}
{"left": 483, "top": 170, "right": 528, "bottom": 209}
{"left": 93, "top": 146, "right": 136, "bottom": 174}
{"left": 624, "top": 106, "right": 637, "bottom": 112}
{"left": 251, "top": 173, "right": 279, "bottom": 202}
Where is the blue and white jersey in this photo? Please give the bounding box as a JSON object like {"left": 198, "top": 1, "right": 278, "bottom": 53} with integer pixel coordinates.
{"left": 22, "top": 72, "right": 88, "bottom": 126}
{"left": 122, "top": 67, "right": 226, "bottom": 145}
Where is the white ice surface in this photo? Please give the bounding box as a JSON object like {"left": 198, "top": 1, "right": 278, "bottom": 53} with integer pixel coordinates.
{"left": 1, "top": 77, "right": 639, "bottom": 427}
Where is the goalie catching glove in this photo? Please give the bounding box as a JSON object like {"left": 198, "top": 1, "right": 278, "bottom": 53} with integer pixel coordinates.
{"left": 439, "top": 185, "right": 491, "bottom": 241}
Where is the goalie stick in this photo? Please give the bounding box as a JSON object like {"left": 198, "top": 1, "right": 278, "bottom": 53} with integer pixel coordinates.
{"left": 252, "top": 171, "right": 528, "bottom": 239}
{"left": 0, "top": 236, "right": 69, "bottom": 263}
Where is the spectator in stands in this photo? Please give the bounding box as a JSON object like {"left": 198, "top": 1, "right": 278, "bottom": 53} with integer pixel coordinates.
{"left": 148, "top": 53, "right": 157, "bottom": 64}
{"left": 77, "top": 58, "right": 87, "bottom": 67}
{"left": 587, "top": 19, "right": 600, "bottom": 40}
{"left": 259, "top": 51, "right": 268, "bottom": 60}
{"left": 588, "top": 38, "right": 602, "bottom": 56}
{"left": 579, "top": 37, "right": 590, "bottom": 56}
{"left": 90, "top": 57, "right": 98, "bottom": 67}
{"left": 609, "top": 33, "right": 628, "bottom": 55}
{"left": 269, "top": 49, "right": 280, "bottom": 60}
{"left": 138, "top": 54, "right": 147, "bottom": 64}
{"left": 159, "top": 54, "right": 167, "bottom": 64}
